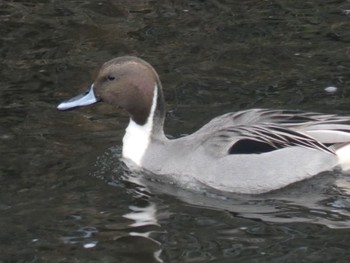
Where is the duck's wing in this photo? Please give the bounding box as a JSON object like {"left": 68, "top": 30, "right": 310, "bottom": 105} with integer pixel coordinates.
{"left": 201, "top": 123, "right": 335, "bottom": 158}
{"left": 191, "top": 109, "right": 350, "bottom": 157}
{"left": 263, "top": 110, "right": 350, "bottom": 146}
{"left": 197, "top": 109, "right": 350, "bottom": 133}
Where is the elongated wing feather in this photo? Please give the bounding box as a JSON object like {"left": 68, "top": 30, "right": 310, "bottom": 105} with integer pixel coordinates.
{"left": 189, "top": 109, "right": 350, "bottom": 157}
{"left": 202, "top": 123, "right": 335, "bottom": 157}
{"left": 196, "top": 109, "right": 350, "bottom": 134}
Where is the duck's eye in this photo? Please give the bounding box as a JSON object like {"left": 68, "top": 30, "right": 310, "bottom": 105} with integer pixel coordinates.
{"left": 107, "top": 75, "right": 115, "bottom": 81}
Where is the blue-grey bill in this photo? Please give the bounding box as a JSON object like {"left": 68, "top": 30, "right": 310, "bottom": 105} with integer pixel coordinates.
{"left": 57, "top": 84, "right": 99, "bottom": 110}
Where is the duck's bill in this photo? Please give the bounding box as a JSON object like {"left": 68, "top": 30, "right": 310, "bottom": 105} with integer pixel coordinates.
{"left": 57, "top": 84, "right": 100, "bottom": 111}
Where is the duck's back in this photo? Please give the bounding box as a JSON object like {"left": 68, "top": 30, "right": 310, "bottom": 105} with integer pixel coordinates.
{"left": 141, "top": 109, "right": 350, "bottom": 194}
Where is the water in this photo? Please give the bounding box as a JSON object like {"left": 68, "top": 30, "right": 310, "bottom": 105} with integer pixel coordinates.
{"left": 1, "top": 0, "right": 350, "bottom": 262}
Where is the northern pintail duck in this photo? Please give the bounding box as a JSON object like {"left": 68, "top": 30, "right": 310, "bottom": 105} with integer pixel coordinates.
{"left": 58, "top": 56, "right": 350, "bottom": 194}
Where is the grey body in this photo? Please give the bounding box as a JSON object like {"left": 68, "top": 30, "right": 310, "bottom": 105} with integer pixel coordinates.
{"left": 142, "top": 109, "right": 342, "bottom": 194}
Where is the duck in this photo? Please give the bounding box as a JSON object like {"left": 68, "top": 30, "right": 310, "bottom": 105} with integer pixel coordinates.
{"left": 57, "top": 56, "right": 350, "bottom": 194}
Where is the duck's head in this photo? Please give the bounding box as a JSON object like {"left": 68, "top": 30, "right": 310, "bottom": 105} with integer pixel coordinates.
{"left": 57, "top": 56, "right": 164, "bottom": 126}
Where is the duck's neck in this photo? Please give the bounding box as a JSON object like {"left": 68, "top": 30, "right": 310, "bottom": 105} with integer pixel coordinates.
{"left": 122, "top": 84, "right": 166, "bottom": 166}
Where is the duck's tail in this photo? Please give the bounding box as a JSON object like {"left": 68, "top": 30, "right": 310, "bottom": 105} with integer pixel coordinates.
{"left": 335, "top": 143, "right": 350, "bottom": 171}
{"left": 300, "top": 123, "right": 350, "bottom": 171}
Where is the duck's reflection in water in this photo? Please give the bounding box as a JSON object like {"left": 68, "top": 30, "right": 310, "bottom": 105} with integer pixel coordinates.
{"left": 60, "top": 185, "right": 165, "bottom": 263}
{"left": 123, "top": 203, "right": 163, "bottom": 263}
{"left": 59, "top": 147, "right": 165, "bottom": 262}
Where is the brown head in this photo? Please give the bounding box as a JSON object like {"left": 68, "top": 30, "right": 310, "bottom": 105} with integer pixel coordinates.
{"left": 58, "top": 56, "right": 165, "bottom": 127}
{"left": 94, "top": 56, "right": 162, "bottom": 125}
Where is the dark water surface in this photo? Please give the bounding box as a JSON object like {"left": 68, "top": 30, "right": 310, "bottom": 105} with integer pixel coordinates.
{"left": 1, "top": 0, "right": 350, "bottom": 262}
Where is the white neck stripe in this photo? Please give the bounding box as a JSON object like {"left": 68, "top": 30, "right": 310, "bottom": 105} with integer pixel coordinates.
{"left": 122, "top": 85, "right": 158, "bottom": 166}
